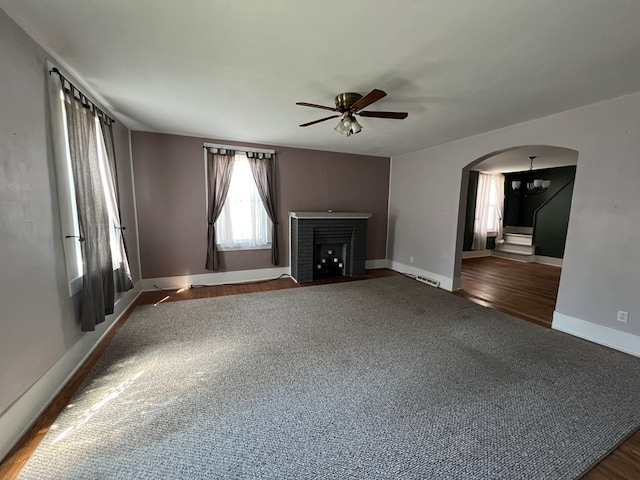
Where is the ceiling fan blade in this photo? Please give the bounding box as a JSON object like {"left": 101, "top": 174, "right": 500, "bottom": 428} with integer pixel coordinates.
{"left": 299, "top": 115, "right": 340, "bottom": 127}
{"left": 296, "top": 102, "right": 339, "bottom": 112}
{"left": 350, "top": 89, "right": 387, "bottom": 113}
{"left": 358, "top": 111, "right": 408, "bottom": 119}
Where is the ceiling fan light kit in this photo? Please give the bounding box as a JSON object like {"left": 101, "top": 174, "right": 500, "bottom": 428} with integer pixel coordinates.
{"left": 334, "top": 114, "right": 362, "bottom": 137}
{"left": 296, "top": 89, "right": 408, "bottom": 137}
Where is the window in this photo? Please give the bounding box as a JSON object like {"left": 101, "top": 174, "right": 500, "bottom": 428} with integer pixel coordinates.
{"left": 50, "top": 69, "right": 124, "bottom": 295}
{"left": 95, "top": 123, "right": 123, "bottom": 271}
{"left": 472, "top": 173, "right": 504, "bottom": 251}
{"left": 215, "top": 153, "right": 272, "bottom": 250}
{"left": 486, "top": 179, "right": 500, "bottom": 234}
{"left": 57, "top": 100, "right": 83, "bottom": 294}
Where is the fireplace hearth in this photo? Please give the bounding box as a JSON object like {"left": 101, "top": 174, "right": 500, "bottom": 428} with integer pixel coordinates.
{"left": 289, "top": 212, "right": 371, "bottom": 283}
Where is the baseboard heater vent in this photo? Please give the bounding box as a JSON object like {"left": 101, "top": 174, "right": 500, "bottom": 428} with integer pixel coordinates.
{"left": 415, "top": 275, "right": 440, "bottom": 288}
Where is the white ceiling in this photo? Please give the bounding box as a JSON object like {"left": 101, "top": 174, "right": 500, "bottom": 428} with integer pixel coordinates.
{"left": 3, "top": 1, "right": 640, "bottom": 157}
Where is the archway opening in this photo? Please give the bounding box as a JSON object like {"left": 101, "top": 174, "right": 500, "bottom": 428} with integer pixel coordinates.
{"left": 454, "top": 145, "right": 579, "bottom": 327}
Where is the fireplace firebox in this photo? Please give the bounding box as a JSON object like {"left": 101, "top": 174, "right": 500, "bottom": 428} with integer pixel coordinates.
{"left": 289, "top": 212, "right": 371, "bottom": 283}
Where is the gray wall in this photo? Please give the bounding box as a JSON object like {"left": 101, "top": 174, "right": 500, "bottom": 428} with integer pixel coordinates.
{"left": 0, "top": 7, "right": 76, "bottom": 419}
{"left": 0, "top": 9, "right": 140, "bottom": 457}
{"left": 389, "top": 91, "right": 640, "bottom": 337}
{"left": 131, "top": 132, "right": 390, "bottom": 279}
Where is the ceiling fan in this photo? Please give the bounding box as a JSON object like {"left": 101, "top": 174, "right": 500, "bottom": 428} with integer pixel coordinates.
{"left": 296, "top": 89, "right": 408, "bottom": 137}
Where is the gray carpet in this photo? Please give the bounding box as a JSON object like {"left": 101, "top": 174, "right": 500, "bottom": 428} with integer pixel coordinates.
{"left": 18, "top": 276, "right": 640, "bottom": 479}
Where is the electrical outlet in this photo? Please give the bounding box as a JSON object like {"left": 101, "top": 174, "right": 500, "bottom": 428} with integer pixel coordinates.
{"left": 409, "top": 256, "right": 414, "bottom": 263}
{"left": 616, "top": 310, "right": 628, "bottom": 323}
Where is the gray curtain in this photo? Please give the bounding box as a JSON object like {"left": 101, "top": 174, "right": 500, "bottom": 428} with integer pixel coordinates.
{"left": 248, "top": 154, "right": 279, "bottom": 265}
{"left": 205, "top": 150, "right": 235, "bottom": 270}
{"left": 64, "top": 89, "right": 114, "bottom": 331}
{"left": 100, "top": 120, "right": 134, "bottom": 292}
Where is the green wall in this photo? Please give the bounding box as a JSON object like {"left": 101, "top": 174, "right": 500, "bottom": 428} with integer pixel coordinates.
{"left": 533, "top": 180, "right": 575, "bottom": 257}
{"left": 463, "top": 171, "right": 479, "bottom": 251}
{"left": 504, "top": 166, "right": 576, "bottom": 227}
{"left": 504, "top": 165, "right": 576, "bottom": 258}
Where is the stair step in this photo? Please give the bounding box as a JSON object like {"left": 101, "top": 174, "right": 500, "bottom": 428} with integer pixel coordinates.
{"left": 496, "top": 247, "right": 535, "bottom": 255}
{"left": 491, "top": 250, "right": 535, "bottom": 263}
{"left": 502, "top": 233, "right": 533, "bottom": 246}
{"left": 504, "top": 226, "right": 533, "bottom": 235}
{"left": 495, "top": 242, "right": 536, "bottom": 255}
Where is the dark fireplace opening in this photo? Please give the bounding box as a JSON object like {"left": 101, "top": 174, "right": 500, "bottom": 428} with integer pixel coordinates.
{"left": 314, "top": 243, "right": 347, "bottom": 279}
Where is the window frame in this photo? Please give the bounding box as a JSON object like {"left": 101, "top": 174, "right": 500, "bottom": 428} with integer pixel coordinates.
{"left": 50, "top": 64, "right": 82, "bottom": 296}
{"left": 485, "top": 179, "right": 499, "bottom": 236}
{"left": 49, "top": 62, "right": 122, "bottom": 296}
{"left": 203, "top": 145, "right": 274, "bottom": 252}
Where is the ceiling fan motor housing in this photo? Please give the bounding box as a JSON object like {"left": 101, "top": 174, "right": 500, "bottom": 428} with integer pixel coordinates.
{"left": 296, "top": 89, "right": 407, "bottom": 130}
{"left": 335, "top": 92, "right": 363, "bottom": 112}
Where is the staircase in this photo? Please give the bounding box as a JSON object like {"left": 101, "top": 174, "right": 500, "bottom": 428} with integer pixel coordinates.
{"left": 493, "top": 230, "right": 535, "bottom": 262}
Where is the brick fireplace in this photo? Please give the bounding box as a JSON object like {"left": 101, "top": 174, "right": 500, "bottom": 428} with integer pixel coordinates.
{"left": 289, "top": 212, "right": 371, "bottom": 283}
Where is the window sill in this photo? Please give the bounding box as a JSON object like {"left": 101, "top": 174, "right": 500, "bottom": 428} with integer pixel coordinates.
{"left": 68, "top": 275, "right": 83, "bottom": 297}
{"left": 217, "top": 244, "right": 272, "bottom": 252}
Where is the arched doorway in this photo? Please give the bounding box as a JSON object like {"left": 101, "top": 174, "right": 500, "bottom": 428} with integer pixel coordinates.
{"left": 454, "top": 145, "right": 579, "bottom": 326}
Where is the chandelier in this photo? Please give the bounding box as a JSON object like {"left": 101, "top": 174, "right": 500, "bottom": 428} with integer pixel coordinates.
{"left": 511, "top": 156, "right": 551, "bottom": 196}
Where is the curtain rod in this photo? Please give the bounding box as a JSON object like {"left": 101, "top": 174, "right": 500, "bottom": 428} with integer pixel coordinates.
{"left": 203, "top": 142, "right": 275, "bottom": 155}
{"left": 49, "top": 67, "right": 115, "bottom": 124}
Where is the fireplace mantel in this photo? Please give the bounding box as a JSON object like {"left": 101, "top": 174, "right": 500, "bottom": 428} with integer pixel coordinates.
{"left": 289, "top": 211, "right": 372, "bottom": 219}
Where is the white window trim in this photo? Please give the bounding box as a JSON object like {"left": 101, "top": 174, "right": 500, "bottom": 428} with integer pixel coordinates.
{"left": 217, "top": 244, "right": 272, "bottom": 252}
{"left": 49, "top": 62, "right": 82, "bottom": 296}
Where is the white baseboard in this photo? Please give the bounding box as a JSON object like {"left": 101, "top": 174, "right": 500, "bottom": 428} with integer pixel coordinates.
{"left": 142, "top": 262, "right": 390, "bottom": 291}
{"left": 365, "top": 259, "right": 390, "bottom": 269}
{"left": 552, "top": 312, "right": 640, "bottom": 358}
{"left": 0, "top": 283, "right": 142, "bottom": 461}
{"left": 389, "top": 261, "right": 455, "bottom": 292}
{"left": 141, "top": 267, "right": 291, "bottom": 291}
{"left": 534, "top": 255, "right": 563, "bottom": 267}
{"left": 462, "top": 250, "right": 492, "bottom": 259}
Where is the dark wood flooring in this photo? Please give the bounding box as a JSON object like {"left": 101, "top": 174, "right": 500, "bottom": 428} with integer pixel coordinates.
{"left": 454, "top": 256, "right": 561, "bottom": 327}
{"left": 136, "top": 268, "right": 398, "bottom": 306}
{"left": 1, "top": 264, "right": 638, "bottom": 479}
